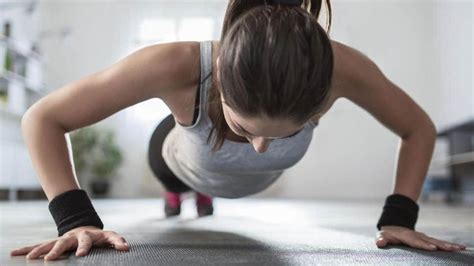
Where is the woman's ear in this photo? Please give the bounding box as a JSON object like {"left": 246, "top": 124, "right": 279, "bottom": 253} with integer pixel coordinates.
{"left": 216, "top": 56, "right": 221, "bottom": 83}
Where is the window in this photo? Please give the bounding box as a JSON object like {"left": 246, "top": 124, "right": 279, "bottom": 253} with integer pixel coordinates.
{"left": 134, "top": 17, "right": 214, "bottom": 49}
{"left": 177, "top": 17, "right": 214, "bottom": 41}
{"left": 134, "top": 19, "right": 177, "bottom": 50}
{"left": 129, "top": 17, "right": 215, "bottom": 126}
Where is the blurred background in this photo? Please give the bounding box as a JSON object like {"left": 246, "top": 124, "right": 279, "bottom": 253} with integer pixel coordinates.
{"left": 0, "top": 0, "right": 472, "bottom": 204}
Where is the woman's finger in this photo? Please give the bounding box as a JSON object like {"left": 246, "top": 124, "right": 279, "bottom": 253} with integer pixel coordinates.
{"left": 376, "top": 236, "right": 401, "bottom": 247}
{"left": 381, "top": 228, "right": 437, "bottom": 251}
{"left": 375, "top": 237, "right": 389, "bottom": 248}
{"left": 76, "top": 231, "right": 94, "bottom": 257}
{"left": 43, "top": 237, "right": 75, "bottom": 261}
{"left": 91, "top": 231, "right": 113, "bottom": 247}
{"left": 435, "top": 239, "right": 465, "bottom": 250}
{"left": 104, "top": 232, "right": 129, "bottom": 251}
{"left": 376, "top": 231, "right": 401, "bottom": 248}
{"left": 25, "top": 242, "right": 56, "bottom": 260}
{"left": 404, "top": 235, "right": 438, "bottom": 251}
{"left": 419, "top": 234, "right": 466, "bottom": 251}
{"left": 10, "top": 244, "right": 42, "bottom": 256}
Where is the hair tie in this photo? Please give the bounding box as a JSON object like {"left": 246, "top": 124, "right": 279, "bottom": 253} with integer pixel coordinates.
{"left": 267, "top": 0, "right": 303, "bottom": 6}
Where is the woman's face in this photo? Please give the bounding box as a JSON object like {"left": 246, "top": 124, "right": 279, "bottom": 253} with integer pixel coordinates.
{"left": 221, "top": 100, "right": 305, "bottom": 153}
{"left": 216, "top": 56, "right": 304, "bottom": 153}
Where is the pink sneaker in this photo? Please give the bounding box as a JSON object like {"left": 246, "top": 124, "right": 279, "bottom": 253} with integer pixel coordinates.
{"left": 164, "top": 191, "right": 181, "bottom": 217}
{"left": 195, "top": 191, "right": 214, "bottom": 217}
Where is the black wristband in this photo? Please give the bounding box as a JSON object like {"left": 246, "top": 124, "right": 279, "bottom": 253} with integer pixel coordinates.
{"left": 376, "top": 193, "right": 419, "bottom": 231}
{"left": 48, "top": 189, "right": 104, "bottom": 237}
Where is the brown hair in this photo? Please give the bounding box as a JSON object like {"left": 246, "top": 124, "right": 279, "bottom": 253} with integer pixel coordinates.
{"left": 206, "top": 0, "right": 334, "bottom": 152}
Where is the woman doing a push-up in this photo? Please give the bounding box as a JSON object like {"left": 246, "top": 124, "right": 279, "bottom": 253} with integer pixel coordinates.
{"left": 11, "top": 0, "right": 467, "bottom": 261}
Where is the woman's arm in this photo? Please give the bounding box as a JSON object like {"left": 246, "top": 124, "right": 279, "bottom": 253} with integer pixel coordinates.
{"left": 330, "top": 40, "right": 466, "bottom": 251}
{"left": 21, "top": 42, "right": 196, "bottom": 201}
{"left": 12, "top": 42, "right": 198, "bottom": 260}
{"left": 330, "top": 40, "right": 436, "bottom": 202}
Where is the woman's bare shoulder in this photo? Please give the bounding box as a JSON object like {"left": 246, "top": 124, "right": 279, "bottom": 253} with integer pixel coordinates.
{"left": 328, "top": 39, "right": 377, "bottom": 97}
{"left": 308, "top": 40, "right": 348, "bottom": 124}
{"left": 144, "top": 41, "right": 201, "bottom": 99}
{"left": 155, "top": 41, "right": 203, "bottom": 126}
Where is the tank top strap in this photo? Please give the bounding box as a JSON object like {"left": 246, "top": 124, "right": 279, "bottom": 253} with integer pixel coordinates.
{"left": 197, "top": 40, "right": 213, "bottom": 127}
{"left": 174, "top": 40, "right": 213, "bottom": 130}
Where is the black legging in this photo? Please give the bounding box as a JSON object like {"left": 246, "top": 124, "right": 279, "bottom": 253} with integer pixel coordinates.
{"left": 148, "top": 114, "right": 192, "bottom": 193}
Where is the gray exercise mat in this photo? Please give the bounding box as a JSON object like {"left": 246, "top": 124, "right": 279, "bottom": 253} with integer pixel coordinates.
{"left": 55, "top": 217, "right": 474, "bottom": 265}
{"left": 2, "top": 199, "right": 473, "bottom": 265}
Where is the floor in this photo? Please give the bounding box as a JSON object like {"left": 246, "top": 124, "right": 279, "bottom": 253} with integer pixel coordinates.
{"left": 1, "top": 196, "right": 473, "bottom": 265}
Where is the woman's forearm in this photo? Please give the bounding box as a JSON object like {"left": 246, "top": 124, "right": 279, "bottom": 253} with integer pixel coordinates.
{"left": 21, "top": 112, "right": 80, "bottom": 201}
{"left": 392, "top": 124, "right": 437, "bottom": 202}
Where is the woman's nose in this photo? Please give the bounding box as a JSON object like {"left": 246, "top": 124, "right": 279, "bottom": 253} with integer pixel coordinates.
{"left": 251, "top": 137, "right": 271, "bottom": 153}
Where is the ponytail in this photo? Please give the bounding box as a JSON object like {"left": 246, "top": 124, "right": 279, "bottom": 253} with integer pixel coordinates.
{"left": 221, "top": 0, "right": 332, "bottom": 39}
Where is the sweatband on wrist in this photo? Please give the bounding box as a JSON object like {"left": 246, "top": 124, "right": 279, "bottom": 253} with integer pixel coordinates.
{"left": 376, "top": 193, "right": 419, "bottom": 231}
{"left": 48, "top": 189, "right": 104, "bottom": 237}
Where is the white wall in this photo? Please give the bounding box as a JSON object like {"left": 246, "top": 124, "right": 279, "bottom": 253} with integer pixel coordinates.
{"left": 432, "top": 1, "right": 473, "bottom": 129}
{"left": 34, "top": 0, "right": 473, "bottom": 200}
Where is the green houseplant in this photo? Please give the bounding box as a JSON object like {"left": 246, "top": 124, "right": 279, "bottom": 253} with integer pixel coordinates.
{"left": 70, "top": 126, "right": 123, "bottom": 197}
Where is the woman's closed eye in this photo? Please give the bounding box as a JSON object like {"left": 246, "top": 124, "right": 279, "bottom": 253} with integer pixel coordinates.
{"left": 236, "top": 128, "right": 302, "bottom": 139}
{"left": 280, "top": 129, "right": 302, "bottom": 139}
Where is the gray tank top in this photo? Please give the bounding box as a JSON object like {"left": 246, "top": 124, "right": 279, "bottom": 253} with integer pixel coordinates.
{"left": 162, "top": 40, "right": 319, "bottom": 198}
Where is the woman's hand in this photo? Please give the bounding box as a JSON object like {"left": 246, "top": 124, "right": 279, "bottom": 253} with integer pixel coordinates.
{"left": 10, "top": 225, "right": 130, "bottom": 261}
{"left": 376, "top": 225, "right": 467, "bottom": 251}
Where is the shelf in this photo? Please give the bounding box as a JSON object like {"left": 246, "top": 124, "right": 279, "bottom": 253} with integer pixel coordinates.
{"left": 429, "top": 152, "right": 474, "bottom": 171}
{"left": 0, "top": 37, "right": 41, "bottom": 59}
{"left": 450, "top": 152, "right": 474, "bottom": 166}
{"left": 0, "top": 70, "right": 46, "bottom": 96}
{"left": 1, "top": 69, "right": 26, "bottom": 83}
{"left": 0, "top": 104, "right": 24, "bottom": 119}
{"left": 437, "top": 118, "right": 474, "bottom": 136}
